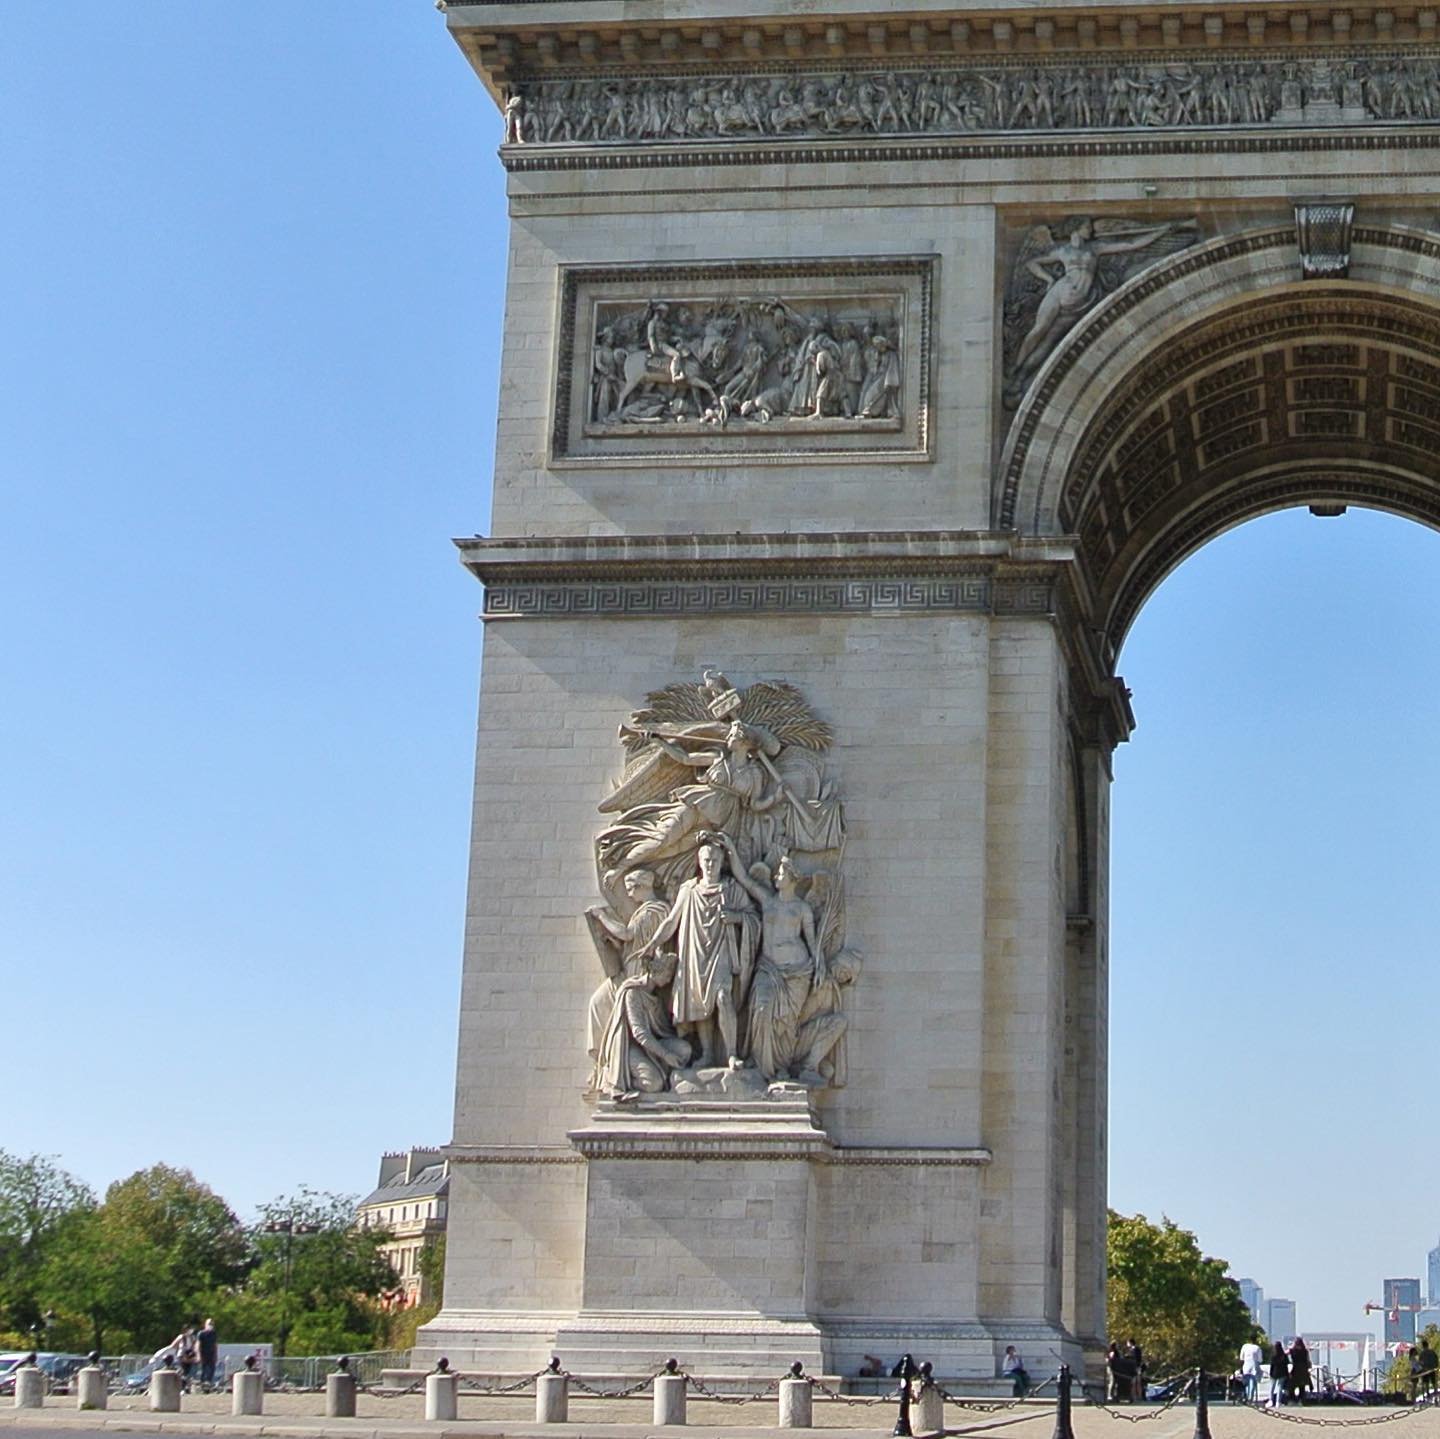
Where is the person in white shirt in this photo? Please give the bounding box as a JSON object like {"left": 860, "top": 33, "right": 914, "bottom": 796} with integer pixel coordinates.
{"left": 1240, "top": 1338, "right": 1264, "bottom": 1403}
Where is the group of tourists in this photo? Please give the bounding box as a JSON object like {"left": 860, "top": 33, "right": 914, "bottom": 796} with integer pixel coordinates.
{"left": 150, "top": 1318, "right": 220, "bottom": 1392}
{"left": 1106, "top": 1339, "right": 1146, "bottom": 1400}
{"left": 1239, "top": 1336, "right": 1312, "bottom": 1406}
{"left": 1406, "top": 1338, "right": 1440, "bottom": 1400}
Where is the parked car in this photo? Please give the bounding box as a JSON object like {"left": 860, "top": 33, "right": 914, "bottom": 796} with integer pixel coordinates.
{"left": 0, "top": 1354, "right": 88, "bottom": 1395}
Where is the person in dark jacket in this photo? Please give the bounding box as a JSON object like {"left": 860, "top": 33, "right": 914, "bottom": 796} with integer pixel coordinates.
{"left": 1288, "top": 1338, "right": 1312, "bottom": 1403}
{"left": 1268, "top": 1342, "right": 1290, "bottom": 1407}
{"left": 1107, "top": 1343, "right": 1137, "bottom": 1402}
{"left": 1125, "top": 1340, "right": 1145, "bottom": 1398}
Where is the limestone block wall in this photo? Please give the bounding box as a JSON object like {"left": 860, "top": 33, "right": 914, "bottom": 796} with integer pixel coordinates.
{"left": 428, "top": 603, "right": 1076, "bottom": 1367}
{"left": 489, "top": 186, "right": 997, "bottom": 538}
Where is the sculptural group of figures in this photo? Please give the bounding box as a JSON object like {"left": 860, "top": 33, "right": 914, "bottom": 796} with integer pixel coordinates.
{"left": 507, "top": 57, "right": 1440, "bottom": 145}
{"left": 585, "top": 673, "right": 861, "bottom": 1102}
{"left": 590, "top": 297, "right": 902, "bottom": 428}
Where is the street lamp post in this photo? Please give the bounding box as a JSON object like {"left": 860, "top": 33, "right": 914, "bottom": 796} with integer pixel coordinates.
{"left": 263, "top": 1218, "right": 319, "bottom": 1358}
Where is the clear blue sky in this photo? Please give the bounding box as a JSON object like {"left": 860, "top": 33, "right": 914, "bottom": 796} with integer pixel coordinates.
{"left": 7, "top": 5, "right": 1435, "bottom": 1347}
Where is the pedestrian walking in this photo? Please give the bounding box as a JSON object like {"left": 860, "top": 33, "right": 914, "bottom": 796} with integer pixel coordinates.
{"left": 1268, "top": 1341, "right": 1289, "bottom": 1407}
{"left": 197, "top": 1318, "right": 219, "bottom": 1392}
{"left": 1289, "top": 1338, "right": 1312, "bottom": 1403}
{"left": 1240, "top": 1337, "right": 1264, "bottom": 1403}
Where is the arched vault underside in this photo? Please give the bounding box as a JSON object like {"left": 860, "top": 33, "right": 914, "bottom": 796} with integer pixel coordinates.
{"left": 1000, "top": 224, "right": 1440, "bottom": 666}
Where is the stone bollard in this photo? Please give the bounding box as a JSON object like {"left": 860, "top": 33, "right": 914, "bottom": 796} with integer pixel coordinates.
{"left": 14, "top": 1365, "right": 45, "bottom": 1410}
{"left": 425, "top": 1365, "right": 458, "bottom": 1422}
{"left": 536, "top": 1360, "right": 568, "bottom": 1423}
{"left": 150, "top": 1367, "right": 182, "bottom": 1413}
{"left": 914, "top": 1365, "right": 943, "bottom": 1436}
{"left": 326, "top": 1360, "right": 357, "bottom": 1419}
{"left": 653, "top": 1361, "right": 686, "bottom": 1426}
{"left": 778, "top": 1363, "right": 812, "bottom": 1428}
{"left": 76, "top": 1364, "right": 109, "bottom": 1412}
{"left": 233, "top": 1369, "right": 264, "bottom": 1416}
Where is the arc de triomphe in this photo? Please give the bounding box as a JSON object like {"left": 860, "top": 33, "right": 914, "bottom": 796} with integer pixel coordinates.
{"left": 419, "top": 0, "right": 1440, "bottom": 1381}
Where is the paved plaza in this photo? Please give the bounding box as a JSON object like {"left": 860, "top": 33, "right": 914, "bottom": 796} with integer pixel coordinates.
{"left": 3, "top": 1392, "right": 1438, "bottom": 1439}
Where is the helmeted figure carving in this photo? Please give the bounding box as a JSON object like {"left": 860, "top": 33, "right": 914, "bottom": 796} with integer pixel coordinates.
{"left": 586, "top": 672, "right": 860, "bottom": 1098}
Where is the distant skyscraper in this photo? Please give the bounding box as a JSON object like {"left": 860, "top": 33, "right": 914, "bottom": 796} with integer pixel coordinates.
{"left": 1239, "top": 1279, "right": 1264, "bottom": 1324}
{"left": 1266, "top": 1298, "right": 1297, "bottom": 1341}
{"left": 1384, "top": 1278, "right": 1422, "bottom": 1345}
{"left": 1428, "top": 1243, "right": 1440, "bottom": 1304}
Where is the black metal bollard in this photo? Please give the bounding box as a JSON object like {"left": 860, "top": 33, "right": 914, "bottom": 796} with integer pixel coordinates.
{"left": 891, "top": 1353, "right": 918, "bottom": 1437}
{"left": 1193, "top": 1369, "right": 1213, "bottom": 1439}
{"left": 1052, "top": 1365, "right": 1075, "bottom": 1439}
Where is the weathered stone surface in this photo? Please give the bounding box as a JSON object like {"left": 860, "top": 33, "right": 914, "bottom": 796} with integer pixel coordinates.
{"left": 423, "top": 0, "right": 1440, "bottom": 1387}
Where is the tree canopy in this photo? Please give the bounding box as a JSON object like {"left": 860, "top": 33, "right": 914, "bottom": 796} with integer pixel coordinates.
{"left": 0, "top": 1152, "right": 94, "bottom": 1336}
{"left": 1107, "top": 1209, "right": 1255, "bottom": 1375}
{"left": 1, "top": 1157, "right": 398, "bottom": 1356}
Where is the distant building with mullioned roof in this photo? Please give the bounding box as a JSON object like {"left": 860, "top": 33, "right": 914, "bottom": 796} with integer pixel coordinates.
{"left": 356, "top": 1148, "right": 449, "bottom": 1306}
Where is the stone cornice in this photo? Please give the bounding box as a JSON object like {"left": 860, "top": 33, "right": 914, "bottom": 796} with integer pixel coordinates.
{"left": 456, "top": 529, "right": 1074, "bottom": 585}
{"left": 446, "top": 1144, "right": 585, "bottom": 1164}
{"left": 446, "top": 2, "right": 1440, "bottom": 100}
{"left": 504, "top": 126, "right": 1440, "bottom": 174}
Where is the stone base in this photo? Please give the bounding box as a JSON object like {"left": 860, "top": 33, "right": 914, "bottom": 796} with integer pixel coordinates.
{"left": 414, "top": 1310, "right": 1084, "bottom": 1385}
{"left": 419, "top": 1093, "right": 1084, "bottom": 1383}
{"left": 553, "top": 1311, "right": 828, "bottom": 1375}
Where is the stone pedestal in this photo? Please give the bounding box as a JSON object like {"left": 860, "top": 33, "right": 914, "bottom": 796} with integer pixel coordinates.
{"left": 556, "top": 1095, "right": 829, "bottom": 1374}
{"left": 13, "top": 1368, "right": 43, "bottom": 1409}
{"left": 149, "top": 1369, "right": 180, "bottom": 1413}
{"left": 76, "top": 1367, "right": 107, "bottom": 1411}
{"left": 778, "top": 1376, "right": 812, "bottom": 1427}
{"left": 536, "top": 1372, "right": 567, "bottom": 1422}
{"left": 916, "top": 1383, "right": 944, "bottom": 1434}
{"left": 653, "top": 1373, "right": 686, "bottom": 1426}
{"left": 425, "top": 1372, "right": 458, "bottom": 1422}
{"left": 326, "top": 1372, "right": 356, "bottom": 1418}
{"left": 232, "top": 1371, "right": 263, "bottom": 1416}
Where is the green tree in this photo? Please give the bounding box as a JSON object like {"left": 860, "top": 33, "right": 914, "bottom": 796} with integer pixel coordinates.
{"left": 0, "top": 1151, "right": 95, "bottom": 1337}
{"left": 246, "top": 1189, "right": 397, "bottom": 1355}
{"left": 1106, "top": 1209, "right": 1254, "bottom": 1375}
{"left": 40, "top": 1164, "right": 247, "bottom": 1353}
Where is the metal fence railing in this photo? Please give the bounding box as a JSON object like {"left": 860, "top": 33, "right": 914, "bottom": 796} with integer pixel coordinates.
{"left": 96, "top": 1349, "right": 410, "bottom": 1393}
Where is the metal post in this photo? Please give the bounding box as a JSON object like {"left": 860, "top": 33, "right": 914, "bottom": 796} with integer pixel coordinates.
{"left": 1193, "top": 1369, "right": 1212, "bottom": 1439}
{"left": 1052, "top": 1365, "right": 1075, "bottom": 1439}
{"left": 891, "top": 1353, "right": 917, "bottom": 1438}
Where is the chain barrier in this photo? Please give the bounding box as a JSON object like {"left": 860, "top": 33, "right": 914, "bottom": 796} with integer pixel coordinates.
{"left": 1253, "top": 1397, "right": 1440, "bottom": 1426}
{"left": 1077, "top": 1373, "right": 1198, "bottom": 1423}
{"left": 933, "top": 1374, "right": 1057, "bottom": 1412}
{"left": 562, "top": 1364, "right": 670, "bottom": 1399}
{"left": 806, "top": 1375, "right": 896, "bottom": 1406}
{"left": 683, "top": 1370, "right": 783, "bottom": 1404}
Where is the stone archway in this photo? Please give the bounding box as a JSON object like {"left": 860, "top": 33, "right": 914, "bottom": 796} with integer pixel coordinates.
{"left": 1004, "top": 222, "right": 1440, "bottom": 1362}
{"left": 1001, "top": 226, "right": 1440, "bottom": 650}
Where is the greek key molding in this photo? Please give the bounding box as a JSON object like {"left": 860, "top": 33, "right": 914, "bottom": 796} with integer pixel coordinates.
{"left": 446, "top": 1145, "right": 585, "bottom": 1165}
{"left": 482, "top": 574, "right": 1061, "bottom": 619}
{"left": 827, "top": 1146, "right": 992, "bottom": 1167}
{"left": 553, "top": 257, "right": 934, "bottom": 466}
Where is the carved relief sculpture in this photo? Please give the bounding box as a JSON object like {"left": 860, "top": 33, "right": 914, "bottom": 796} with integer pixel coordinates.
{"left": 1002, "top": 217, "right": 1200, "bottom": 406}
{"left": 586, "top": 672, "right": 860, "bottom": 1100}
{"left": 510, "top": 58, "right": 1439, "bottom": 149}
{"left": 587, "top": 295, "right": 904, "bottom": 430}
